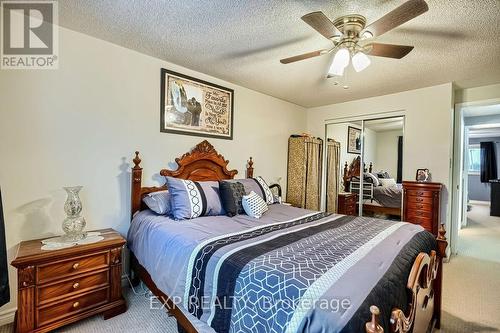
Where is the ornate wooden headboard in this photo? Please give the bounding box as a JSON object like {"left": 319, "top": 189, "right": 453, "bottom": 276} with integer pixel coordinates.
{"left": 131, "top": 140, "right": 253, "bottom": 216}
{"left": 342, "top": 156, "right": 372, "bottom": 191}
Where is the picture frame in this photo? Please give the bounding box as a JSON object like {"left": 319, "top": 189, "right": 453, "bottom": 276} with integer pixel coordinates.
{"left": 160, "top": 69, "right": 234, "bottom": 140}
{"left": 416, "top": 168, "right": 431, "bottom": 182}
{"left": 347, "top": 126, "right": 362, "bottom": 154}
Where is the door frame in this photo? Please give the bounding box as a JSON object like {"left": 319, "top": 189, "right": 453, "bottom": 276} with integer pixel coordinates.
{"left": 451, "top": 98, "right": 500, "bottom": 254}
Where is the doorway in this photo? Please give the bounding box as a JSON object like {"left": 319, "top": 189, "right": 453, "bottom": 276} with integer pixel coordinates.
{"left": 452, "top": 100, "right": 500, "bottom": 260}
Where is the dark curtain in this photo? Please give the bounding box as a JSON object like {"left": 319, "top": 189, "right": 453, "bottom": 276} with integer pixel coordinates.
{"left": 397, "top": 136, "right": 403, "bottom": 183}
{"left": 480, "top": 142, "right": 497, "bottom": 183}
{"left": 0, "top": 187, "right": 9, "bottom": 307}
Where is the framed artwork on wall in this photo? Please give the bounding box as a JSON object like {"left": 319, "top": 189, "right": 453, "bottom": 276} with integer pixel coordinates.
{"left": 347, "top": 126, "right": 361, "bottom": 154}
{"left": 160, "top": 69, "right": 234, "bottom": 140}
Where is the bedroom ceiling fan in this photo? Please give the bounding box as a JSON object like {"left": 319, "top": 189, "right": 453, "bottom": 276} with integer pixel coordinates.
{"left": 280, "top": 0, "right": 429, "bottom": 77}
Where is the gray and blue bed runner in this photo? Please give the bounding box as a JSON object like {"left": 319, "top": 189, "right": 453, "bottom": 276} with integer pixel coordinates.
{"left": 181, "top": 212, "right": 436, "bottom": 333}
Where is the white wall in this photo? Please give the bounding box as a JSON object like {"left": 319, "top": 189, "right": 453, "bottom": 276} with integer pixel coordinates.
{"left": 0, "top": 27, "right": 306, "bottom": 317}
{"left": 374, "top": 130, "right": 403, "bottom": 178}
{"left": 455, "top": 83, "right": 500, "bottom": 104}
{"left": 307, "top": 83, "right": 454, "bottom": 232}
{"left": 326, "top": 122, "right": 362, "bottom": 175}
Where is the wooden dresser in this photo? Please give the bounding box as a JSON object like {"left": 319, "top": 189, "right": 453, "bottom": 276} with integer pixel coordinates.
{"left": 403, "top": 181, "right": 442, "bottom": 236}
{"left": 338, "top": 192, "right": 358, "bottom": 216}
{"left": 11, "top": 229, "right": 126, "bottom": 333}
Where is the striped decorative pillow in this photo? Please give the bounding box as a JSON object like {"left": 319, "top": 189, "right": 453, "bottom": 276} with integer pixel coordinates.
{"left": 242, "top": 191, "right": 269, "bottom": 219}
{"left": 166, "top": 177, "right": 225, "bottom": 220}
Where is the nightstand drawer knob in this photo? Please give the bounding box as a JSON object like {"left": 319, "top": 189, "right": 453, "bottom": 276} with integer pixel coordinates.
{"left": 73, "top": 282, "right": 80, "bottom": 289}
{"left": 72, "top": 263, "right": 80, "bottom": 270}
{"left": 22, "top": 281, "right": 28, "bottom": 287}
{"left": 72, "top": 301, "right": 80, "bottom": 308}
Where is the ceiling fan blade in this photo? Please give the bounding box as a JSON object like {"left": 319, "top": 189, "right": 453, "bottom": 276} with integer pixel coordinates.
{"left": 301, "top": 11, "right": 341, "bottom": 39}
{"left": 280, "top": 50, "right": 327, "bottom": 64}
{"left": 366, "top": 43, "right": 414, "bottom": 59}
{"left": 363, "top": 0, "right": 428, "bottom": 38}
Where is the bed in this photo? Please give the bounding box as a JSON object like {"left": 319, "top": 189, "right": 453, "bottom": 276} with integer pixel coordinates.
{"left": 343, "top": 157, "right": 402, "bottom": 218}
{"left": 128, "top": 140, "right": 447, "bottom": 333}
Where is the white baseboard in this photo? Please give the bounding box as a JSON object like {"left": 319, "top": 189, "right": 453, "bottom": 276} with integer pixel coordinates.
{"left": 0, "top": 307, "right": 16, "bottom": 326}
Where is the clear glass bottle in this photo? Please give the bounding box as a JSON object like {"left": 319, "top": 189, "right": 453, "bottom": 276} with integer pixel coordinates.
{"left": 61, "top": 186, "right": 86, "bottom": 242}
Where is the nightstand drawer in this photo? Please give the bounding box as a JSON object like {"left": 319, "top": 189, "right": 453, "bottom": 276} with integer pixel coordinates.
{"left": 37, "top": 269, "right": 109, "bottom": 305}
{"left": 37, "top": 287, "right": 109, "bottom": 327}
{"left": 344, "top": 196, "right": 357, "bottom": 204}
{"left": 37, "top": 251, "right": 109, "bottom": 284}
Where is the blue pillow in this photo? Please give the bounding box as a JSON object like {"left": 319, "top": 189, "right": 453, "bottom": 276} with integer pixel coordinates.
{"left": 166, "top": 177, "right": 225, "bottom": 220}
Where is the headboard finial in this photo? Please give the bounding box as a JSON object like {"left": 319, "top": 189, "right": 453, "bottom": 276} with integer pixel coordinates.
{"left": 133, "top": 151, "right": 142, "bottom": 169}
{"left": 247, "top": 157, "right": 254, "bottom": 178}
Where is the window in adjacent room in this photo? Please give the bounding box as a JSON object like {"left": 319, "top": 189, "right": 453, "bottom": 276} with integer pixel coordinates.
{"left": 468, "top": 144, "right": 480, "bottom": 174}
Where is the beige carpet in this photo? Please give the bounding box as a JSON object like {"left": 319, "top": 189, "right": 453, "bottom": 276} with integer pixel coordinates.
{"left": 458, "top": 203, "right": 500, "bottom": 263}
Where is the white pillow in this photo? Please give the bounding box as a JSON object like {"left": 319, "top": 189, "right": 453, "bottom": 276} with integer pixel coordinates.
{"left": 379, "top": 178, "right": 397, "bottom": 188}
{"left": 242, "top": 191, "right": 269, "bottom": 219}
{"left": 142, "top": 190, "right": 171, "bottom": 215}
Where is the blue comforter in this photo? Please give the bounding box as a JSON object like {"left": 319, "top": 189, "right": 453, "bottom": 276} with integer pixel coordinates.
{"left": 128, "top": 204, "right": 435, "bottom": 333}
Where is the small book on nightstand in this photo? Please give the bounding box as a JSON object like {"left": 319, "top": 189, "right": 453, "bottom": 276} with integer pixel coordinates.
{"left": 11, "top": 228, "right": 127, "bottom": 333}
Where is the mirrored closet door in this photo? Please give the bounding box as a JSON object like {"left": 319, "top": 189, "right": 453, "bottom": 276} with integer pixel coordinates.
{"left": 325, "top": 116, "right": 404, "bottom": 221}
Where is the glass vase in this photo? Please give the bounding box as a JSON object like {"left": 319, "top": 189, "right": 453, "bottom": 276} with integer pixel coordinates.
{"left": 61, "top": 186, "right": 87, "bottom": 242}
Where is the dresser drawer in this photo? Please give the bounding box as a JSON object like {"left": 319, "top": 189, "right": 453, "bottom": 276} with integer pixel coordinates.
{"left": 407, "top": 210, "right": 433, "bottom": 219}
{"left": 406, "top": 189, "right": 433, "bottom": 198}
{"left": 406, "top": 201, "right": 433, "bottom": 212}
{"left": 37, "top": 269, "right": 109, "bottom": 305}
{"left": 405, "top": 216, "right": 433, "bottom": 231}
{"left": 406, "top": 195, "right": 433, "bottom": 205}
{"left": 37, "top": 287, "right": 109, "bottom": 327}
{"left": 37, "top": 251, "right": 109, "bottom": 284}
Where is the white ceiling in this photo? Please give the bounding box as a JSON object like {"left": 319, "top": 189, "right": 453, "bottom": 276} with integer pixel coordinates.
{"left": 58, "top": 0, "right": 500, "bottom": 107}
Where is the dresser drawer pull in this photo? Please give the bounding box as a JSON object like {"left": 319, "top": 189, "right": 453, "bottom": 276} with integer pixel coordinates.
{"left": 72, "top": 301, "right": 80, "bottom": 308}
{"left": 417, "top": 191, "right": 424, "bottom": 196}
{"left": 72, "top": 263, "right": 80, "bottom": 270}
{"left": 72, "top": 282, "right": 80, "bottom": 289}
{"left": 416, "top": 204, "right": 423, "bottom": 209}
{"left": 416, "top": 198, "right": 423, "bottom": 202}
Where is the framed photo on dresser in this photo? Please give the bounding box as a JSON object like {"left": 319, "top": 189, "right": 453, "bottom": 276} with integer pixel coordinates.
{"left": 160, "top": 69, "right": 234, "bottom": 140}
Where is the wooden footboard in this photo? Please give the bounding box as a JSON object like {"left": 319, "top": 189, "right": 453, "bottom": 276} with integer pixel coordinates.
{"left": 366, "top": 225, "right": 448, "bottom": 333}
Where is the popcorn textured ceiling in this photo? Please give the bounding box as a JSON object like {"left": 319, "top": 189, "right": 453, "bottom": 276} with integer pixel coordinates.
{"left": 59, "top": 0, "right": 500, "bottom": 107}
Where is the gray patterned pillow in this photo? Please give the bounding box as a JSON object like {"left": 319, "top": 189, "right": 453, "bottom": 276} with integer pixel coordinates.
{"left": 219, "top": 181, "right": 247, "bottom": 217}
{"left": 242, "top": 191, "right": 269, "bottom": 219}
{"left": 142, "top": 190, "right": 171, "bottom": 215}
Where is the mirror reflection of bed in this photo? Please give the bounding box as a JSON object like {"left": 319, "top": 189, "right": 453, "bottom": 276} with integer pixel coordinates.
{"left": 325, "top": 116, "right": 404, "bottom": 221}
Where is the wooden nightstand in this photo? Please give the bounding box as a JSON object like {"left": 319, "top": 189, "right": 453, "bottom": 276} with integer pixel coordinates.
{"left": 338, "top": 192, "right": 358, "bottom": 216}
{"left": 11, "top": 228, "right": 126, "bottom": 333}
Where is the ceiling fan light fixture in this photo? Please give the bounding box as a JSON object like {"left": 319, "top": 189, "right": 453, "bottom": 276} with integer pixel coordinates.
{"left": 328, "top": 48, "right": 350, "bottom": 76}
{"left": 352, "top": 52, "right": 371, "bottom": 72}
